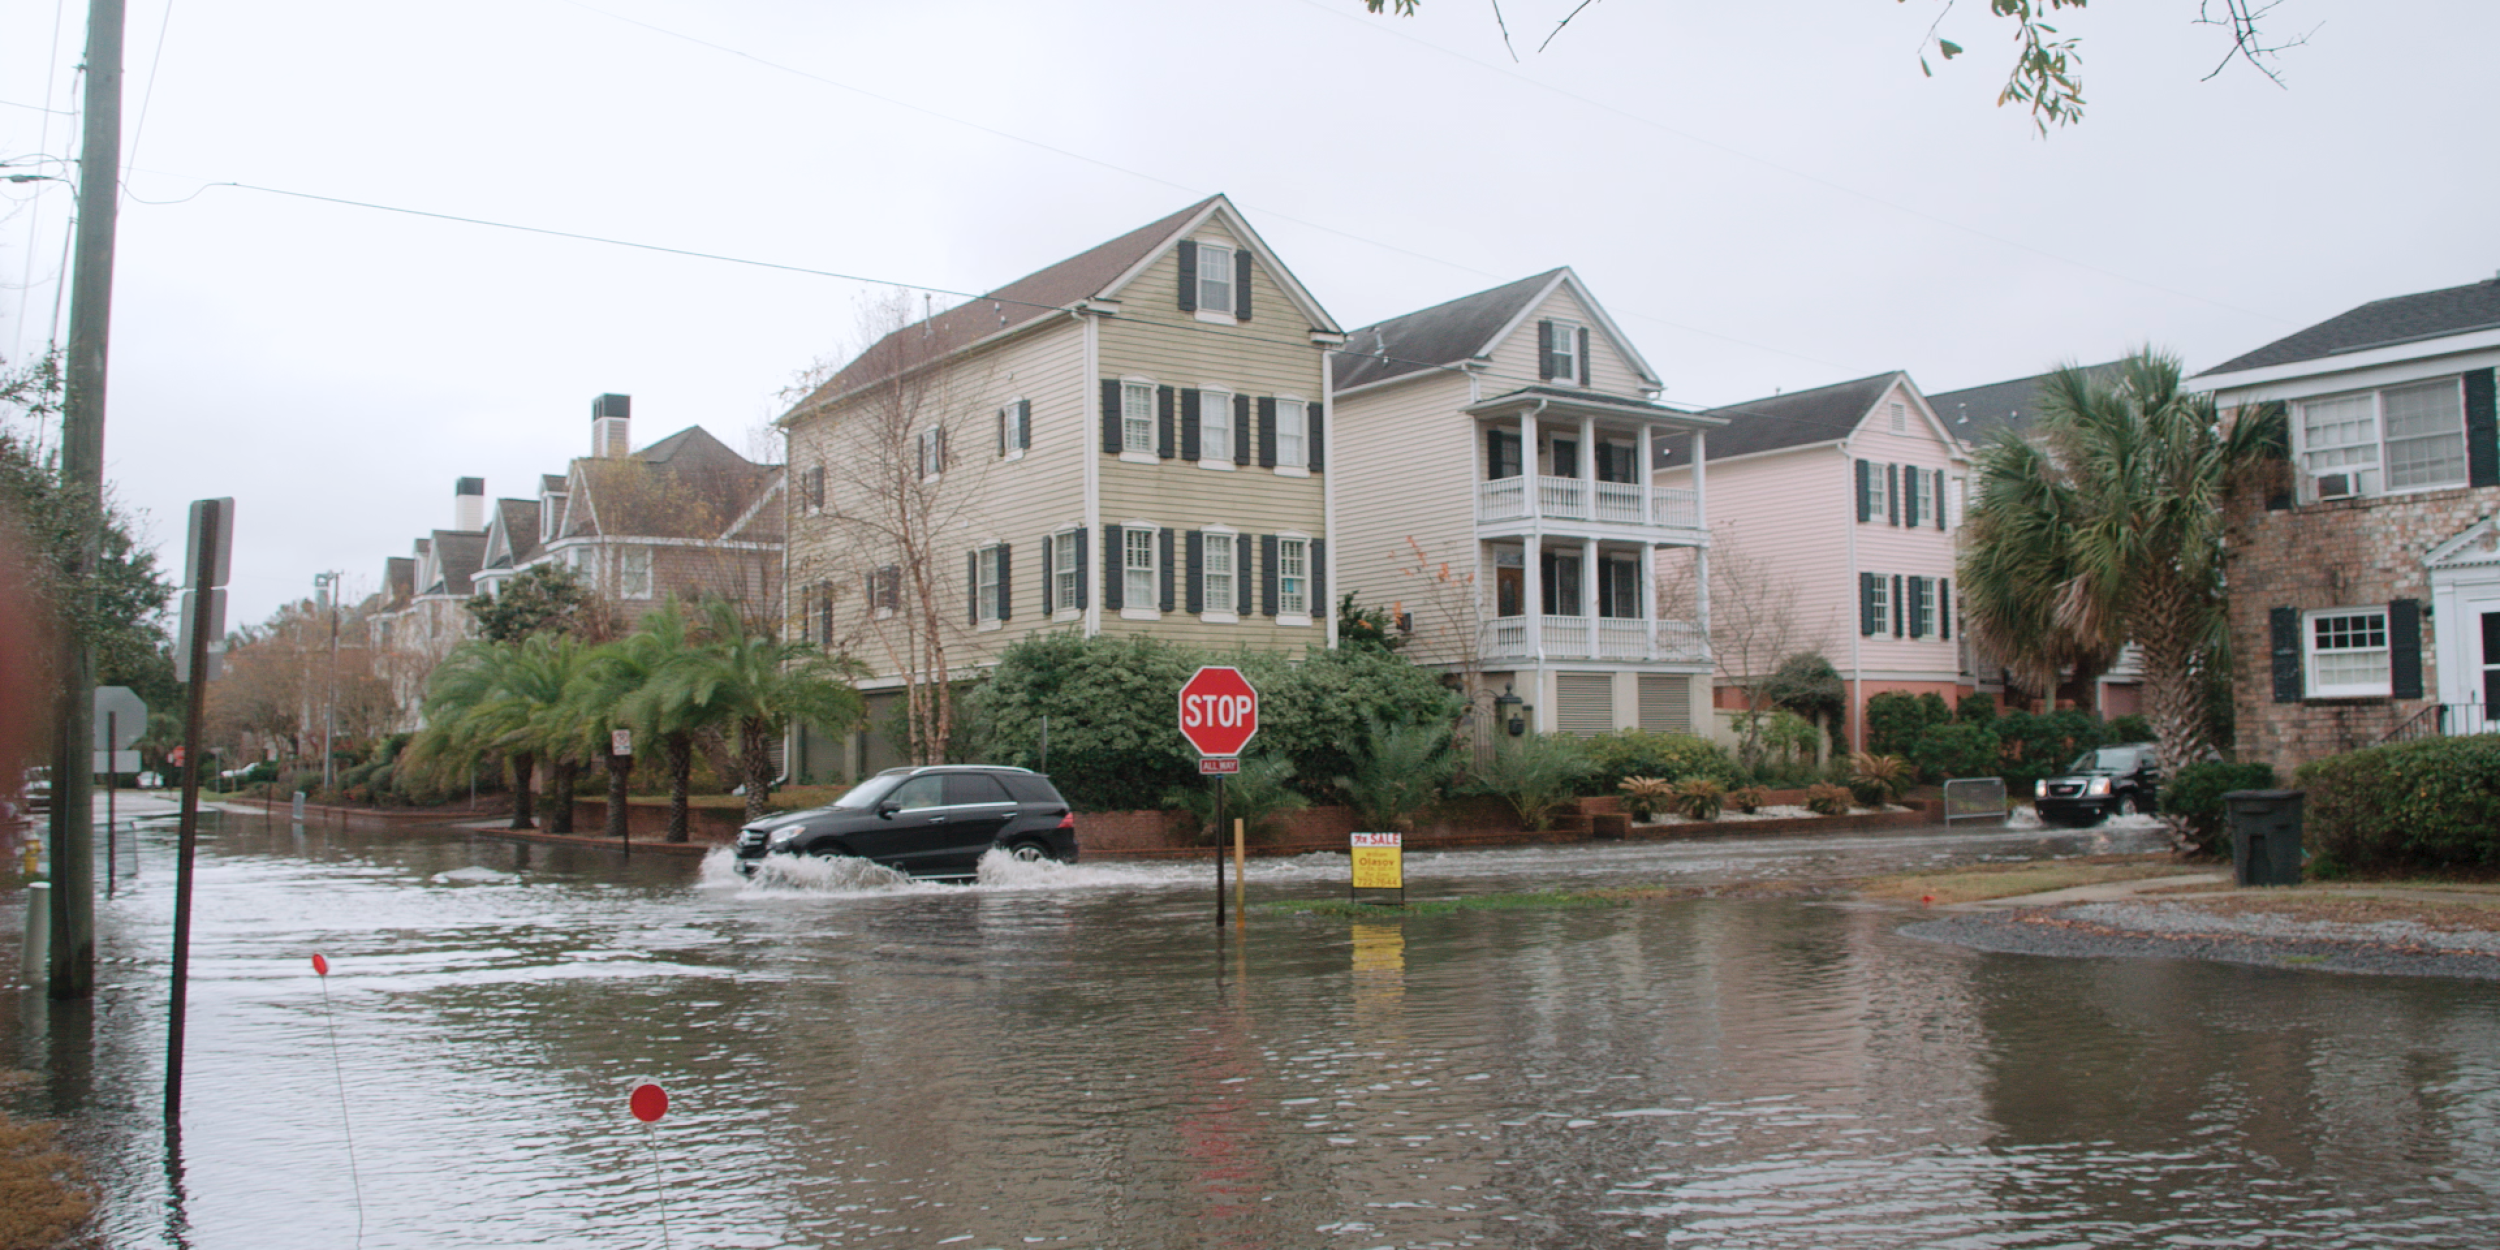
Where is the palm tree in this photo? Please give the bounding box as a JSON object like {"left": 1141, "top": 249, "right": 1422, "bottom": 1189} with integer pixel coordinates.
{"left": 659, "top": 598, "right": 866, "bottom": 822}
{"left": 599, "top": 598, "right": 711, "bottom": 842}
{"left": 1960, "top": 350, "right": 2283, "bottom": 775}
{"left": 407, "top": 635, "right": 586, "bottom": 830}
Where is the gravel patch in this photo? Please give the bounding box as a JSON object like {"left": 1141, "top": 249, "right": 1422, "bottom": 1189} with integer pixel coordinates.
{"left": 1902, "top": 900, "right": 2500, "bottom": 980}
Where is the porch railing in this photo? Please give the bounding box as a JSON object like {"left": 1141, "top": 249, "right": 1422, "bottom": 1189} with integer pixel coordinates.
{"left": 2380, "top": 702, "right": 2494, "bottom": 744}
{"left": 1473, "top": 477, "right": 1702, "bottom": 530}
{"left": 1477, "top": 615, "right": 1711, "bottom": 664}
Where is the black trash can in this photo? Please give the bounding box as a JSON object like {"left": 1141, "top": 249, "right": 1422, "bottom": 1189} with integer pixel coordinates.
{"left": 2223, "top": 789, "right": 2305, "bottom": 887}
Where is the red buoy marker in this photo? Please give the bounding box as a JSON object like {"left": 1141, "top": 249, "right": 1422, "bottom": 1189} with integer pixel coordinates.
{"left": 313, "top": 952, "right": 330, "bottom": 977}
{"left": 631, "top": 1082, "right": 669, "bottom": 1123}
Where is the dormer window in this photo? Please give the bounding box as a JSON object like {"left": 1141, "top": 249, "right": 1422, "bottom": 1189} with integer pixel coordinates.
{"left": 1196, "top": 243, "right": 1233, "bottom": 315}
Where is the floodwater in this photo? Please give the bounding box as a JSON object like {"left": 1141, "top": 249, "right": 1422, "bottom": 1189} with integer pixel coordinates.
{"left": 5, "top": 807, "right": 2497, "bottom": 1249}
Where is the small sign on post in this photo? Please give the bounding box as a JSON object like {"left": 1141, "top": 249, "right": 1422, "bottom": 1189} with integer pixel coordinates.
{"left": 1179, "top": 665, "right": 1261, "bottom": 928}
{"left": 612, "top": 729, "right": 633, "bottom": 757}
{"left": 1198, "top": 757, "right": 1240, "bottom": 776}
{"left": 1350, "top": 831, "right": 1404, "bottom": 906}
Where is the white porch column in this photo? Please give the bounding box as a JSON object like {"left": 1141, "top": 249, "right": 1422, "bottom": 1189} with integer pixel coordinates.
{"left": 1692, "top": 429, "right": 1709, "bottom": 530}
{"left": 1695, "top": 546, "right": 1712, "bottom": 662}
{"left": 1579, "top": 415, "right": 1596, "bottom": 484}
{"left": 1524, "top": 540, "right": 1543, "bottom": 661}
{"left": 1639, "top": 542, "right": 1657, "bottom": 661}
{"left": 1638, "top": 424, "right": 1654, "bottom": 490}
{"left": 1583, "top": 535, "right": 1599, "bottom": 657}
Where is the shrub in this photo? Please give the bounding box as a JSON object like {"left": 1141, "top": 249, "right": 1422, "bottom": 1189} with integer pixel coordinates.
{"left": 1803, "top": 783, "right": 1853, "bottom": 816}
{"left": 1164, "top": 754, "right": 1309, "bottom": 845}
{"left": 1847, "top": 752, "right": 1913, "bottom": 806}
{"left": 1864, "top": 692, "right": 1951, "bottom": 758}
{"left": 1673, "top": 778, "right": 1725, "bottom": 821}
{"left": 1993, "top": 709, "right": 2108, "bottom": 793}
{"left": 1469, "top": 733, "right": 1593, "bottom": 831}
{"left": 1236, "top": 646, "right": 1464, "bottom": 801}
{"left": 2105, "top": 714, "right": 2154, "bottom": 745}
{"left": 1335, "top": 719, "right": 1457, "bottom": 832}
{"left": 2162, "top": 760, "right": 2279, "bottom": 858}
{"left": 1618, "top": 776, "right": 1675, "bottom": 822}
{"left": 1726, "top": 784, "right": 1769, "bottom": 814}
{"left": 1956, "top": 692, "right": 1997, "bottom": 723}
{"left": 2297, "top": 736, "right": 2500, "bottom": 872}
{"left": 1910, "top": 721, "right": 2002, "bottom": 784}
{"left": 1581, "top": 730, "right": 1740, "bottom": 794}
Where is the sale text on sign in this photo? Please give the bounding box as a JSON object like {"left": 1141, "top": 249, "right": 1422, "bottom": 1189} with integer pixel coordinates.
{"left": 1349, "top": 831, "right": 1403, "bottom": 890}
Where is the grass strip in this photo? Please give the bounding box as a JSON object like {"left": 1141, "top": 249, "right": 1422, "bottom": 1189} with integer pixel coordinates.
{"left": 0, "top": 1072, "right": 93, "bottom": 1250}
{"left": 1857, "top": 855, "right": 2206, "bottom": 905}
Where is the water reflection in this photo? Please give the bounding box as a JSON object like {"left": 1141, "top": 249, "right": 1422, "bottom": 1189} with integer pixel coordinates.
{"left": 1, "top": 811, "right": 2493, "bottom": 1248}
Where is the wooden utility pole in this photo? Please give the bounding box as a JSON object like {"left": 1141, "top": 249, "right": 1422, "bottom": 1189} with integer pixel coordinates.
{"left": 48, "top": 0, "right": 128, "bottom": 1002}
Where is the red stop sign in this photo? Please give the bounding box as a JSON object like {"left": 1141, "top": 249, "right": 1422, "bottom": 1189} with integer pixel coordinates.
{"left": 1178, "top": 666, "right": 1260, "bottom": 758}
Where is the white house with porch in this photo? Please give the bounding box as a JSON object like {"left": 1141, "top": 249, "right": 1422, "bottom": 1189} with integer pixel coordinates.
{"left": 1330, "top": 268, "right": 1721, "bottom": 736}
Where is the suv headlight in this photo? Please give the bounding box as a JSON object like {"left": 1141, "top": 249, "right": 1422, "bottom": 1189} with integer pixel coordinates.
{"left": 2034, "top": 780, "right": 2049, "bottom": 798}
{"left": 2085, "top": 777, "right": 2111, "bottom": 797}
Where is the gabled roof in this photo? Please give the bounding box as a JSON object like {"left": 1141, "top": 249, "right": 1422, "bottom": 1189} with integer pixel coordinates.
{"left": 381, "top": 556, "right": 414, "bottom": 608}
{"left": 1924, "top": 360, "right": 2128, "bottom": 447}
{"left": 540, "top": 474, "right": 568, "bottom": 496}
{"left": 483, "top": 498, "right": 539, "bottom": 570}
{"left": 1696, "top": 372, "right": 1905, "bottom": 461}
{"left": 2200, "top": 276, "right": 2500, "bottom": 376}
{"left": 425, "top": 530, "right": 487, "bottom": 597}
{"left": 793, "top": 195, "right": 1340, "bottom": 412}
{"left": 560, "top": 426, "right": 778, "bottom": 543}
{"left": 1331, "top": 268, "right": 1662, "bottom": 395}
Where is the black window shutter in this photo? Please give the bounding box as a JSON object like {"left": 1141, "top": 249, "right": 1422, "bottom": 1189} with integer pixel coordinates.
{"left": 1186, "top": 531, "right": 1205, "bottom": 614}
{"left": 1176, "top": 240, "right": 1197, "bottom": 313}
{"left": 1101, "top": 525, "right": 1123, "bottom": 611}
{"left": 1577, "top": 326, "right": 1591, "bottom": 386}
{"left": 1859, "top": 572, "right": 1875, "bottom": 636}
{"left": 1017, "top": 399, "right": 1031, "bottom": 452}
{"left": 1261, "top": 534, "right": 1280, "bottom": 617}
{"left": 2390, "top": 598, "right": 2424, "bottom": 700}
{"left": 1938, "top": 579, "right": 1951, "bottom": 640}
{"left": 2466, "top": 369, "right": 2499, "bottom": 488}
{"left": 819, "top": 582, "right": 832, "bottom": 644}
{"left": 1233, "top": 394, "right": 1252, "bottom": 464}
{"left": 997, "top": 544, "right": 1012, "bottom": 621}
{"left": 1156, "top": 386, "right": 1176, "bottom": 459}
{"left": 1537, "top": 320, "right": 1556, "bottom": 380}
{"left": 1039, "top": 534, "right": 1054, "bottom": 617}
{"left": 1892, "top": 574, "right": 1905, "bottom": 637}
{"left": 885, "top": 565, "right": 901, "bottom": 612}
{"left": 1887, "top": 464, "right": 1901, "bottom": 526}
{"left": 1101, "top": 379, "right": 1122, "bottom": 454}
{"left": 1903, "top": 467, "right": 1920, "bottom": 525}
{"left": 1258, "top": 397, "right": 1278, "bottom": 468}
{"left": 1159, "top": 528, "right": 1176, "bottom": 613}
{"left": 1312, "top": 540, "right": 1327, "bottom": 618}
{"left": 1855, "top": 459, "right": 1871, "bottom": 522}
{"left": 2269, "top": 606, "right": 2302, "bottom": 702}
{"left": 1307, "top": 402, "right": 1325, "bottom": 472}
{"left": 1234, "top": 249, "right": 1253, "bottom": 320}
{"left": 1181, "top": 389, "right": 1202, "bottom": 462}
{"left": 1236, "top": 534, "right": 1254, "bottom": 615}
{"left": 967, "top": 550, "right": 980, "bottom": 627}
{"left": 1073, "top": 528, "right": 1090, "bottom": 610}
{"left": 997, "top": 407, "right": 1008, "bottom": 457}
{"left": 1934, "top": 469, "right": 1947, "bottom": 530}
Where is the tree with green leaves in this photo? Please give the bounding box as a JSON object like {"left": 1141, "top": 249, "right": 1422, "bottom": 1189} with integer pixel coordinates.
{"left": 466, "top": 562, "right": 606, "bottom": 644}
{"left": 1959, "top": 350, "right": 2283, "bottom": 787}
{"left": 603, "top": 598, "right": 712, "bottom": 842}
{"left": 659, "top": 598, "right": 866, "bottom": 822}
{"left": 406, "top": 633, "right": 591, "bottom": 830}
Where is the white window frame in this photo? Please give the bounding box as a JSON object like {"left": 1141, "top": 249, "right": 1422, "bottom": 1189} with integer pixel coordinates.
{"left": 1120, "top": 380, "right": 1156, "bottom": 461}
{"left": 1122, "top": 524, "right": 1159, "bottom": 621}
{"left": 1550, "top": 320, "right": 1580, "bottom": 383}
{"left": 1200, "top": 386, "right": 1235, "bottom": 469}
{"left": 1051, "top": 528, "right": 1081, "bottom": 621}
{"left": 917, "top": 425, "right": 946, "bottom": 481}
{"left": 619, "top": 546, "right": 653, "bottom": 600}
{"left": 572, "top": 544, "right": 598, "bottom": 591}
{"left": 2296, "top": 377, "right": 2469, "bottom": 500}
{"left": 998, "top": 400, "right": 1027, "bottom": 461}
{"left": 1865, "top": 462, "right": 1888, "bottom": 521}
{"left": 1275, "top": 396, "right": 1308, "bottom": 475}
{"left": 1890, "top": 401, "right": 1908, "bottom": 434}
{"left": 976, "top": 543, "right": 1003, "bottom": 628}
{"left": 2305, "top": 607, "right": 2391, "bottom": 698}
{"left": 1195, "top": 240, "right": 1235, "bottom": 323}
{"left": 868, "top": 565, "right": 898, "bottom": 622}
{"left": 1868, "top": 574, "right": 1891, "bottom": 635}
{"left": 1277, "top": 534, "right": 1312, "bottom": 624}
{"left": 1201, "top": 525, "right": 1238, "bottom": 624}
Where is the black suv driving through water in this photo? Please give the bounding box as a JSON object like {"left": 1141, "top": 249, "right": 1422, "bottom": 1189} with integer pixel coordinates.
{"left": 732, "top": 765, "right": 1079, "bottom": 879}
{"left": 2033, "top": 743, "right": 2161, "bottom": 826}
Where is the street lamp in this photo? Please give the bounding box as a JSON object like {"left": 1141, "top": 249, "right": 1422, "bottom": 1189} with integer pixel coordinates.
{"left": 1495, "top": 683, "right": 1530, "bottom": 737}
{"left": 312, "top": 571, "right": 340, "bottom": 791}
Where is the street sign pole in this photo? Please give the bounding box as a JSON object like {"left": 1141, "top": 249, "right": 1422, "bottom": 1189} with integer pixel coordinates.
{"left": 1179, "top": 666, "right": 1260, "bottom": 931}
{"left": 168, "top": 497, "right": 231, "bottom": 1128}
{"left": 105, "top": 711, "right": 115, "bottom": 898}
{"left": 1213, "top": 773, "right": 1226, "bottom": 928}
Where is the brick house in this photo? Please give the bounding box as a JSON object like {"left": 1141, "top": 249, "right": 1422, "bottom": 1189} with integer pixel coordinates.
{"left": 2202, "top": 275, "right": 2500, "bottom": 775}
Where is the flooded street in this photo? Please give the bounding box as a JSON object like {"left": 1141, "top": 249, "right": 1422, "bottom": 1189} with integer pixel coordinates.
{"left": 6, "top": 808, "right": 2498, "bottom": 1249}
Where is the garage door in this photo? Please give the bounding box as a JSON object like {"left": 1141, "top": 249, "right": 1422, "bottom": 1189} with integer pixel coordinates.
{"left": 1637, "top": 674, "right": 1692, "bottom": 734}
{"left": 1554, "top": 673, "right": 1614, "bottom": 736}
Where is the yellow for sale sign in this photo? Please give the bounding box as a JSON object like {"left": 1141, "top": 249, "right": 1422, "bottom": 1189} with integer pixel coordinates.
{"left": 1349, "top": 831, "right": 1403, "bottom": 890}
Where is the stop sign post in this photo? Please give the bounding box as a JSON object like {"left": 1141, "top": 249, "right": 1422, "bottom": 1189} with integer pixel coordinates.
{"left": 1180, "top": 666, "right": 1259, "bottom": 927}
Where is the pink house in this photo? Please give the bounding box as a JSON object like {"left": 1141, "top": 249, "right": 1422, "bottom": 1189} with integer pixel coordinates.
{"left": 1659, "top": 372, "right": 1972, "bottom": 749}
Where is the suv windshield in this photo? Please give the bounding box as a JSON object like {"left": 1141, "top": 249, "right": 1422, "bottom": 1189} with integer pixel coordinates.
{"left": 2068, "top": 747, "right": 2140, "bottom": 773}
{"left": 827, "top": 774, "right": 906, "bottom": 810}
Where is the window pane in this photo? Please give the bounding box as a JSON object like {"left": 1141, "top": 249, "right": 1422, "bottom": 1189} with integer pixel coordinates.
{"left": 2300, "top": 393, "right": 2379, "bottom": 486}
{"left": 1280, "top": 539, "right": 1306, "bottom": 615}
{"left": 1199, "top": 245, "right": 1231, "bottom": 311}
{"left": 1053, "top": 533, "right": 1077, "bottom": 612}
{"left": 1125, "top": 528, "right": 1155, "bottom": 607}
{"left": 1122, "top": 383, "right": 1154, "bottom": 453}
{"left": 1203, "top": 389, "right": 1231, "bottom": 456}
{"left": 1277, "top": 400, "right": 1306, "bottom": 467}
{"left": 1205, "top": 537, "right": 1231, "bottom": 610}
{"left": 2383, "top": 380, "right": 2466, "bottom": 489}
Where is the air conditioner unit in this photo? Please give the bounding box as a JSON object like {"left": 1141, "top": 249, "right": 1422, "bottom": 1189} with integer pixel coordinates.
{"left": 2314, "top": 472, "right": 2358, "bottom": 501}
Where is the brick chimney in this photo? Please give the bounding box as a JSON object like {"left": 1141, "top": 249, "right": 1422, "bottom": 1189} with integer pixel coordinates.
{"left": 454, "top": 476, "right": 486, "bottom": 531}
{"left": 592, "top": 393, "right": 632, "bottom": 458}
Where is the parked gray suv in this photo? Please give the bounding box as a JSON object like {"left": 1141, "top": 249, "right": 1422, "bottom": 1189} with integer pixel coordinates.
{"left": 732, "top": 765, "right": 1078, "bottom": 879}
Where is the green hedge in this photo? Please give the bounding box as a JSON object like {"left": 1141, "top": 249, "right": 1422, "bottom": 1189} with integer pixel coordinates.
{"left": 1578, "top": 729, "right": 1740, "bottom": 794}
{"left": 2161, "top": 761, "right": 2278, "bottom": 857}
{"left": 2297, "top": 736, "right": 2500, "bottom": 872}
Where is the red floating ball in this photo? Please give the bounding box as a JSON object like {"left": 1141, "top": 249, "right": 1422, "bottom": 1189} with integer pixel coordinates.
{"left": 629, "top": 1082, "right": 669, "bottom": 1123}
{"left": 312, "top": 953, "right": 330, "bottom": 977}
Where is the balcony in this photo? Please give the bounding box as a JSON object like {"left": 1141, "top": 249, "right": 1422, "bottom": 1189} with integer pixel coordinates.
{"left": 1476, "top": 475, "right": 1699, "bottom": 531}
{"left": 1479, "top": 615, "right": 1710, "bottom": 664}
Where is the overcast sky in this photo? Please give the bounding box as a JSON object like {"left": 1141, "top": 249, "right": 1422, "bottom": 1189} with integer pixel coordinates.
{"left": 4, "top": 0, "right": 2493, "bottom": 628}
